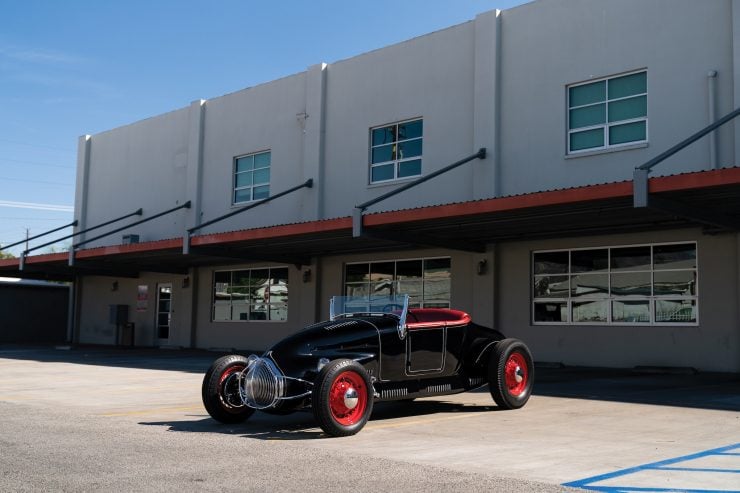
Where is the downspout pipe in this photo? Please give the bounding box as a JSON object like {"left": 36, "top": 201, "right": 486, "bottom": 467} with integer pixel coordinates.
{"left": 708, "top": 70, "right": 719, "bottom": 169}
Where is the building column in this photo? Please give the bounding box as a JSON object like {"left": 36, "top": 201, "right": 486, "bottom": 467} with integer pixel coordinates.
{"left": 73, "top": 135, "right": 92, "bottom": 243}
{"left": 186, "top": 99, "right": 207, "bottom": 230}
{"left": 302, "top": 63, "right": 328, "bottom": 220}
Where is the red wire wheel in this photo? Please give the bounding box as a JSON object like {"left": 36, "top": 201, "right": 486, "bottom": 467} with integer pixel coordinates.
{"left": 328, "top": 370, "right": 368, "bottom": 426}
{"left": 504, "top": 352, "right": 529, "bottom": 397}
{"left": 312, "top": 359, "right": 374, "bottom": 437}
{"left": 488, "top": 338, "right": 534, "bottom": 409}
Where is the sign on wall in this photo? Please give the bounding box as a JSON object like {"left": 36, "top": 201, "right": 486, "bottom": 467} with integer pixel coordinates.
{"left": 136, "top": 285, "right": 149, "bottom": 312}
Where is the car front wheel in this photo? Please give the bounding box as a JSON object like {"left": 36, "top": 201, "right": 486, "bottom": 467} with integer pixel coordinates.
{"left": 312, "top": 359, "right": 374, "bottom": 437}
{"left": 202, "top": 355, "right": 255, "bottom": 424}
{"left": 488, "top": 338, "right": 534, "bottom": 409}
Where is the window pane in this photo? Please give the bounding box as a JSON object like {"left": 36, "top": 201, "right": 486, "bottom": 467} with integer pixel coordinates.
{"left": 232, "top": 270, "right": 250, "bottom": 286}
{"left": 612, "top": 300, "right": 650, "bottom": 323}
{"left": 611, "top": 246, "right": 651, "bottom": 271}
{"left": 570, "top": 128, "right": 604, "bottom": 151}
{"left": 371, "top": 164, "right": 394, "bottom": 182}
{"left": 234, "top": 188, "right": 251, "bottom": 203}
{"left": 372, "top": 126, "right": 396, "bottom": 146}
{"left": 611, "top": 272, "right": 651, "bottom": 296}
{"left": 235, "top": 155, "right": 254, "bottom": 172}
{"left": 608, "top": 72, "right": 646, "bottom": 99}
{"left": 398, "top": 139, "right": 422, "bottom": 159}
{"left": 396, "top": 260, "right": 422, "bottom": 280}
{"left": 235, "top": 172, "right": 252, "bottom": 188}
{"left": 533, "top": 275, "right": 569, "bottom": 298}
{"left": 569, "top": 80, "right": 606, "bottom": 107}
{"left": 654, "top": 243, "right": 696, "bottom": 270}
{"left": 232, "top": 303, "right": 249, "bottom": 321}
{"left": 371, "top": 144, "right": 395, "bottom": 164}
{"left": 571, "top": 273, "right": 608, "bottom": 297}
{"left": 346, "top": 263, "right": 370, "bottom": 283}
{"left": 572, "top": 300, "right": 607, "bottom": 323}
{"left": 608, "top": 95, "right": 647, "bottom": 122}
{"left": 654, "top": 270, "right": 696, "bottom": 296}
{"left": 253, "top": 185, "right": 269, "bottom": 200}
{"left": 397, "top": 280, "right": 423, "bottom": 302}
{"left": 569, "top": 104, "right": 606, "bottom": 129}
{"left": 534, "top": 301, "right": 568, "bottom": 322}
{"left": 230, "top": 287, "right": 248, "bottom": 303}
{"left": 398, "top": 159, "right": 421, "bottom": 178}
{"left": 213, "top": 304, "right": 232, "bottom": 321}
{"left": 254, "top": 152, "right": 271, "bottom": 168}
{"left": 250, "top": 305, "right": 268, "bottom": 321}
{"left": 370, "top": 262, "right": 394, "bottom": 281}
{"left": 214, "top": 271, "right": 230, "bottom": 285}
{"left": 571, "top": 249, "right": 608, "bottom": 272}
{"left": 609, "top": 121, "right": 646, "bottom": 145}
{"left": 424, "top": 279, "right": 450, "bottom": 301}
{"left": 270, "top": 305, "right": 288, "bottom": 322}
{"left": 253, "top": 168, "right": 270, "bottom": 185}
{"left": 398, "top": 120, "right": 423, "bottom": 141}
{"left": 656, "top": 299, "right": 696, "bottom": 323}
{"left": 533, "top": 251, "right": 568, "bottom": 275}
{"left": 424, "top": 258, "right": 451, "bottom": 278}
{"left": 271, "top": 268, "right": 289, "bottom": 284}
{"left": 345, "top": 283, "right": 369, "bottom": 298}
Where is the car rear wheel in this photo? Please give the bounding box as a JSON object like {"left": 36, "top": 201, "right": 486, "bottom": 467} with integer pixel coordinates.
{"left": 488, "top": 339, "right": 534, "bottom": 409}
{"left": 202, "top": 355, "right": 255, "bottom": 424}
{"left": 312, "top": 359, "right": 374, "bottom": 437}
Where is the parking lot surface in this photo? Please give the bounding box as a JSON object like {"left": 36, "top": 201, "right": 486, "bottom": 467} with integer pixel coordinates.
{"left": 0, "top": 345, "right": 738, "bottom": 492}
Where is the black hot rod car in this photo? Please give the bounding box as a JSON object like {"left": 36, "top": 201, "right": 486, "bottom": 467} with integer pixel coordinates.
{"left": 202, "top": 295, "right": 533, "bottom": 436}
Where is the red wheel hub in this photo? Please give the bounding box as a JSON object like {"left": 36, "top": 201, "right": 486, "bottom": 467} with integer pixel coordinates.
{"left": 328, "top": 370, "right": 367, "bottom": 426}
{"left": 219, "top": 365, "right": 245, "bottom": 409}
{"left": 504, "top": 352, "right": 528, "bottom": 397}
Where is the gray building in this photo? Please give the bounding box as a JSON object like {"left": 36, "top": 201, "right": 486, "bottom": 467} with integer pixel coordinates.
{"left": 2, "top": 0, "right": 739, "bottom": 372}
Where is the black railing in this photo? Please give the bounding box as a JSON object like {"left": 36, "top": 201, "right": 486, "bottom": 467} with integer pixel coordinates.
{"left": 353, "top": 148, "right": 486, "bottom": 237}
{"left": 634, "top": 107, "right": 740, "bottom": 207}
{"left": 0, "top": 220, "right": 78, "bottom": 252}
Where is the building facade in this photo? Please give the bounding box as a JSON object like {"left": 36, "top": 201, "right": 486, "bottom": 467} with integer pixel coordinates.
{"left": 3, "top": 0, "right": 740, "bottom": 372}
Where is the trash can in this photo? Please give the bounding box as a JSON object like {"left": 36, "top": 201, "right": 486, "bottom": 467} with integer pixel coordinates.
{"left": 120, "top": 322, "right": 135, "bottom": 347}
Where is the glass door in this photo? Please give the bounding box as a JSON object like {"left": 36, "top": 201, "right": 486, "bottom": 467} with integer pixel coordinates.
{"left": 156, "top": 283, "right": 172, "bottom": 345}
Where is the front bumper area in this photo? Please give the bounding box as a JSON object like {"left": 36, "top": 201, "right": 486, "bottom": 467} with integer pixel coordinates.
{"left": 240, "top": 354, "right": 312, "bottom": 409}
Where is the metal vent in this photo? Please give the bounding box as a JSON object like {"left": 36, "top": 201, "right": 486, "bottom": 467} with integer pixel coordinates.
{"left": 381, "top": 387, "right": 409, "bottom": 399}
{"left": 241, "top": 357, "right": 284, "bottom": 409}
{"left": 324, "top": 320, "right": 360, "bottom": 331}
{"left": 424, "top": 384, "right": 452, "bottom": 394}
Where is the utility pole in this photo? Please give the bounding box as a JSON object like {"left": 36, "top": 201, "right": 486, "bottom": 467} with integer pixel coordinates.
{"left": 25, "top": 228, "right": 29, "bottom": 252}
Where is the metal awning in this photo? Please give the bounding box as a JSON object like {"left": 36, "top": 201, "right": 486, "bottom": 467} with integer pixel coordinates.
{"left": 2, "top": 166, "right": 740, "bottom": 281}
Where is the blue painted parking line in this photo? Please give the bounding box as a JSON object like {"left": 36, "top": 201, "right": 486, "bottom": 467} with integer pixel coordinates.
{"left": 564, "top": 443, "right": 740, "bottom": 492}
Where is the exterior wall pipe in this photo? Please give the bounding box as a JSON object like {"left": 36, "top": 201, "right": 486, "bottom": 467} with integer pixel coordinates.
{"left": 708, "top": 70, "right": 719, "bottom": 169}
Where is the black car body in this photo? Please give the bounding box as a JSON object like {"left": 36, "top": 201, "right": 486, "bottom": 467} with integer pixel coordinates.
{"left": 202, "top": 295, "right": 534, "bottom": 436}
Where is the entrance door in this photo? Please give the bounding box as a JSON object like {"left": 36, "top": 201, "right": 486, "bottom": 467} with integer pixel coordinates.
{"left": 156, "top": 283, "right": 172, "bottom": 345}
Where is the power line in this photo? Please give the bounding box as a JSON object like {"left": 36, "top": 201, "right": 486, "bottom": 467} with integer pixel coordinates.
{"left": 0, "top": 200, "right": 74, "bottom": 212}
{"left": 0, "top": 138, "right": 74, "bottom": 153}
{"left": 0, "top": 176, "right": 74, "bottom": 187}
{"left": 0, "top": 157, "right": 75, "bottom": 169}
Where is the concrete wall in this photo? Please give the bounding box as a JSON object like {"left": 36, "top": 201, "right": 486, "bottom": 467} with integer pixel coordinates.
{"left": 498, "top": 0, "right": 736, "bottom": 196}
{"left": 497, "top": 228, "right": 740, "bottom": 372}
{"left": 77, "top": 273, "right": 191, "bottom": 347}
{"left": 74, "top": 0, "right": 739, "bottom": 248}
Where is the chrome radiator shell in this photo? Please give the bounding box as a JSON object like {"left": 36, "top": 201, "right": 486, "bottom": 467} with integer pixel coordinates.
{"left": 240, "top": 355, "right": 285, "bottom": 409}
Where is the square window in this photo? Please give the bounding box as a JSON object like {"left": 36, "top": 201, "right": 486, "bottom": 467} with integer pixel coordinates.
{"left": 369, "top": 119, "right": 422, "bottom": 183}
{"left": 568, "top": 71, "right": 647, "bottom": 154}
{"left": 211, "top": 267, "right": 288, "bottom": 323}
{"left": 234, "top": 151, "right": 270, "bottom": 204}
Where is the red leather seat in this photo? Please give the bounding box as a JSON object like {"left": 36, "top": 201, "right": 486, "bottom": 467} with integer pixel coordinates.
{"left": 406, "top": 308, "right": 471, "bottom": 330}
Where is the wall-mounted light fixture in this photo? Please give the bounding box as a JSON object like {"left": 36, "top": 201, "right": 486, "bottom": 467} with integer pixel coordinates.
{"left": 182, "top": 277, "right": 190, "bottom": 289}
{"left": 111, "top": 281, "right": 119, "bottom": 291}
{"left": 477, "top": 259, "right": 488, "bottom": 276}
{"left": 302, "top": 268, "right": 312, "bottom": 283}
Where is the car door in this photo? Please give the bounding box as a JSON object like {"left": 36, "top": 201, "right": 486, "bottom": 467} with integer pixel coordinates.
{"left": 406, "top": 325, "right": 446, "bottom": 375}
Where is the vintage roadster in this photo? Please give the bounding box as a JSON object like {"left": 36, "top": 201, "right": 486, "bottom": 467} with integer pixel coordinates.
{"left": 202, "top": 295, "right": 534, "bottom": 436}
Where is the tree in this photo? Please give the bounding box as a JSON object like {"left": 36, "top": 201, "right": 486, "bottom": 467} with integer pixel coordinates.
{"left": 0, "top": 251, "right": 15, "bottom": 259}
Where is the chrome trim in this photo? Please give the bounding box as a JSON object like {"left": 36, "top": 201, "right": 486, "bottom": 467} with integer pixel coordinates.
{"left": 239, "top": 355, "right": 313, "bottom": 409}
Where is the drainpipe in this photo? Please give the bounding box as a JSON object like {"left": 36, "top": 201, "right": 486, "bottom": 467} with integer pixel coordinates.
{"left": 708, "top": 70, "right": 719, "bottom": 169}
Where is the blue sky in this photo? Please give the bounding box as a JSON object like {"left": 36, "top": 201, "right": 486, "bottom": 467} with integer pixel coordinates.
{"left": 0, "top": 0, "right": 528, "bottom": 256}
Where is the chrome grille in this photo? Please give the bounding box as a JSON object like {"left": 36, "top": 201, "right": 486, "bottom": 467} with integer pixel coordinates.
{"left": 241, "top": 356, "right": 284, "bottom": 409}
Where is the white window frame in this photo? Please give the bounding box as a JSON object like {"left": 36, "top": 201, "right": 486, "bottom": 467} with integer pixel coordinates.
{"left": 532, "top": 241, "right": 698, "bottom": 326}
{"left": 369, "top": 118, "right": 423, "bottom": 184}
{"left": 344, "top": 256, "right": 451, "bottom": 308}
{"left": 233, "top": 150, "right": 270, "bottom": 205}
{"left": 567, "top": 70, "right": 648, "bottom": 155}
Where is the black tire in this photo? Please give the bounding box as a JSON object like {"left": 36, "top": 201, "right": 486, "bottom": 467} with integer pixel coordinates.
{"left": 312, "top": 359, "right": 374, "bottom": 437}
{"left": 202, "top": 355, "right": 255, "bottom": 424}
{"left": 488, "top": 338, "right": 534, "bottom": 409}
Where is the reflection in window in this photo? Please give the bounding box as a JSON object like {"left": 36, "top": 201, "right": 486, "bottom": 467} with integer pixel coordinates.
{"left": 370, "top": 119, "right": 423, "bottom": 184}
{"left": 532, "top": 242, "right": 697, "bottom": 325}
{"left": 344, "top": 257, "right": 450, "bottom": 308}
{"left": 212, "top": 267, "right": 288, "bottom": 322}
{"left": 234, "top": 150, "right": 271, "bottom": 204}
